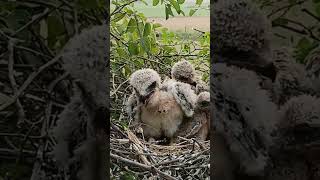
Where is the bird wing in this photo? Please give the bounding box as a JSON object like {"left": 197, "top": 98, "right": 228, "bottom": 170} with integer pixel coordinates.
{"left": 169, "top": 81, "right": 197, "bottom": 117}
{"left": 125, "top": 92, "right": 140, "bottom": 120}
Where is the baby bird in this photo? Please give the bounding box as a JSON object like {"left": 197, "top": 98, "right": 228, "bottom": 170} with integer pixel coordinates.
{"left": 192, "top": 91, "right": 210, "bottom": 140}
{"left": 162, "top": 60, "right": 209, "bottom": 94}
{"left": 176, "top": 91, "right": 210, "bottom": 141}
{"left": 127, "top": 68, "right": 197, "bottom": 144}
{"left": 211, "top": 0, "right": 274, "bottom": 77}
{"left": 171, "top": 60, "right": 197, "bottom": 87}
{"left": 272, "top": 47, "right": 314, "bottom": 105}
{"left": 53, "top": 24, "right": 108, "bottom": 180}
{"left": 266, "top": 95, "right": 320, "bottom": 180}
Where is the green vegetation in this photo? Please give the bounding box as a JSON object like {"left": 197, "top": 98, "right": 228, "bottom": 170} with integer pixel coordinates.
{"left": 110, "top": 1, "right": 209, "bottom": 178}
{"left": 110, "top": 0, "right": 210, "bottom": 124}
{"left": 111, "top": 0, "right": 209, "bottom": 18}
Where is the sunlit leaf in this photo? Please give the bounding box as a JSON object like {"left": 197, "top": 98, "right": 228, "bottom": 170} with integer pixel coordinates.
{"left": 196, "top": 0, "right": 203, "bottom": 5}
{"left": 189, "top": 9, "right": 197, "bottom": 16}
{"left": 126, "top": 18, "right": 137, "bottom": 33}
{"left": 128, "top": 42, "right": 139, "bottom": 55}
{"left": 112, "top": 13, "right": 125, "bottom": 22}
{"left": 153, "top": 0, "right": 160, "bottom": 6}
{"left": 143, "top": 23, "right": 151, "bottom": 37}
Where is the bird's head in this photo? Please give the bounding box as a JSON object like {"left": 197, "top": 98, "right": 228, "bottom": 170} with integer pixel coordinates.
{"left": 196, "top": 91, "right": 210, "bottom": 110}
{"left": 171, "top": 60, "right": 197, "bottom": 86}
{"left": 129, "top": 68, "right": 161, "bottom": 104}
{"left": 211, "top": 0, "right": 273, "bottom": 70}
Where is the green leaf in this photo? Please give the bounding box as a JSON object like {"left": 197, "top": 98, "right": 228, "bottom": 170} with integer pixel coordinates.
{"left": 189, "top": 9, "right": 197, "bottom": 16}
{"left": 313, "top": 0, "right": 320, "bottom": 3}
{"left": 116, "top": 47, "right": 127, "bottom": 57}
{"left": 165, "top": 6, "right": 169, "bottom": 19}
{"left": 196, "top": 0, "right": 203, "bottom": 5}
{"left": 153, "top": 23, "right": 162, "bottom": 28}
{"left": 177, "top": 10, "right": 184, "bottom": 16}
{"left": 47, "top": 15, "right": 65, "bottom": 48}
{"left": 143, "top": 23, "right": 151, "bottom": 37}
{"left": 141, "top": 37, "right": 151, "bottom": 53}
{"left": 165, "top": 4, "right": 174, "bottom": 19}
{"left": 169, "top": 0, "right": 181, "bottom": 14}
{"left": 178, "top": 0, "right": 185, "bottom": 4}
{"left": 126, "top": 18, "right": 137, "bottom": 33}
{"left": 296, "top": 37, "right": 311, "bottom": 50}
{"left": 128, "top": 42, "right": 139, "bottom": 55}
{"left": 112, "top": 13, "right": 125, "bottom": 22}
{"left": 153, "top": 0, "right": 160, "bottom": 6}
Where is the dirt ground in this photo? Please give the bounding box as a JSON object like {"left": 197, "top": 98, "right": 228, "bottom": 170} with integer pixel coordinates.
{"left": 148, "top": 16, "right": 210, "bottom": 32}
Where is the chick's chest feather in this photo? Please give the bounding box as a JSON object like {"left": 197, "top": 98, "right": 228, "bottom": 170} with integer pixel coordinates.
{"left": 140, "top": 90, "right": 184, "bottom": 138}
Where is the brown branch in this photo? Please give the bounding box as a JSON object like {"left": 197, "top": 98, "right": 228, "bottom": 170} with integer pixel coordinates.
{"left": 110, "top": 0, "right": 138, "bottom": 17}
{"left": 0, "top": 53, "right": 62, "bottom": 112}
{"left": 302, "top": 8, "right": 320, "bottom": 23}
{"left": 267, "top": 1, "right": 305, "bottom": 18}
{"left": 111, "top": 153, "right": 179, "bottom": 180}
{"left": 7, "top": 39, "right": 25, "bottom": 126}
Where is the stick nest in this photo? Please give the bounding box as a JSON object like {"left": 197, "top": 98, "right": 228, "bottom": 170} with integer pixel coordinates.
{"left": 110, "top": 123, "right": 210, "bottom": 180}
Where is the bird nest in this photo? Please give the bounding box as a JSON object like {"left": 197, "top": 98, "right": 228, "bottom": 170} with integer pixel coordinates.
{"left": 110, "top": 123, "right": 210, "bottom": 180}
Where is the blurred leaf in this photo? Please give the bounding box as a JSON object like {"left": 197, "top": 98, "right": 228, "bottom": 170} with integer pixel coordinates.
{"left": 143, "top": 23, "right": 151, "bottom": 37}
{"left": 47, "top": 15, "right": 65, "bottom": 49}
{"left": 196, "top": 0, "right": 203, "bottom": 5}
{"left": 180, "top": 10, "right": 185, "bottom": 16}
{"left": 313, "top": 0, "right": 320, "bottom": 3}
{"left": 126, "top": 18, "right": 137, "bottom": 33}
{"left": 178, "top": 0, "right": 185, "bottom": 4}
{"left": 189, "top": 9, "right": 197, "bottom": 16}
{"left": 165, "top": 4, "right": 174, "bottom": 20}
{"left": 295, "top": 37, "right": 318, "bottom": 63}
{"left": 116, "top": 47, "right": 127, "bottom": 57}
{"left": 153, "top": 0, "right": 160, "bottom": 6}
{"left": 297, "top": 37, "right": 311, "bottom": 49}
{"left": 128, "top": 42, "right": 139, "bottom": 55}
{"left": 140, "top": 37, "right": 151, "bottom": 53}
{"left": 153, "top": 23, "right": 162, "bottom": 28}
{"left": 112, "top": 13, "right": 126, "bottom": 22}
{"left": 169, "top": 0, "right": 181, "bottom": 14}
{"left": 120, "top": 172, "right": 137, "bottom": 180}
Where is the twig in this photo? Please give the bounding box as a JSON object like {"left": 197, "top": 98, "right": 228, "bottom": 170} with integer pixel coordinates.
{"left": 0, "top": 53, "right": 62, "bottom": 111}
{"left": 267, "top": 1, "right": 305, "bottom": 18}
{"left": 7, "top": 39, "right": 25, "bottom": 126}
{"left": 111, "top": 153, "right": 178, "bottom": 180}
{"left": 14, "top": 8, "right": 52, "bottom": 35}
{"left": 110, "top": 0, "right": 138, "bottom": 17}
{"left": 302, "top": 8, "right": 320, "bottom": 22}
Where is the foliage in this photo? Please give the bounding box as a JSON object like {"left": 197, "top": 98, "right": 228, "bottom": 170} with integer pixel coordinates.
{"left": 255, "top": 0, "right": 320, "bottom": 64}
{"left": 110, "top": 0, "right": 210, "bottom": 122}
